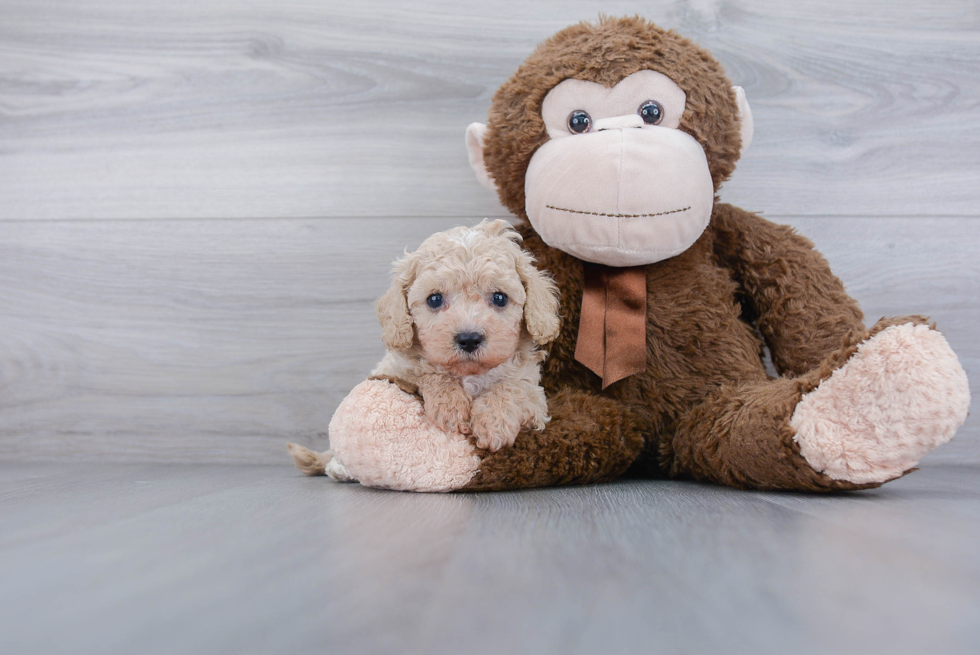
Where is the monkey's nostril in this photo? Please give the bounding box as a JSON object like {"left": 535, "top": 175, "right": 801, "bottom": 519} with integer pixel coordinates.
{"left": 454, "top": 332, "right": 484, "bottom": 353}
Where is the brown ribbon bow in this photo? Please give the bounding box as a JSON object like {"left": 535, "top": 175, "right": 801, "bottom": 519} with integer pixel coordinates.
{"left": 574, "top": 263, "right": 647, "bottom": 389}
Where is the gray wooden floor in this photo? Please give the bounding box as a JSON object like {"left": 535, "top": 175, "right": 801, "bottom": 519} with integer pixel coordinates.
{"left": 1, "top": 462, "right": 979, "bottom": 655}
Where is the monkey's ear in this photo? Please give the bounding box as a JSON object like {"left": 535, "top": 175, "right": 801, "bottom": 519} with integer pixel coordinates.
{"left": 733, "top": 86, "right": 754, "bottom": 155}
{"left": 376, "top": 257, "right": 417, "bottom": 351}
{"left": 516, "top": 252, "right": 561, "bottom": 346}
{"left": 465, "top": 122, "right": 496, "bottom": 191}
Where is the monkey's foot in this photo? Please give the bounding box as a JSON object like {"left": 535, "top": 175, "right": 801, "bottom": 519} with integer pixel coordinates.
{"left": 328, "top": 378, "right": 482, "bottom": 492}
{"left": 791, "top": 323, "right": 970, "bottom": 484}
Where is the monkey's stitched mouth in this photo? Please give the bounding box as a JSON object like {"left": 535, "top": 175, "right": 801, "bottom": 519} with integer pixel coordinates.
{"left": 545, "top": 205, "right": 691, "bottom": 219}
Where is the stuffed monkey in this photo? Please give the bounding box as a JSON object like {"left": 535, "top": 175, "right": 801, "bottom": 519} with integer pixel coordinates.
{"left": 297, "top": 16, "right": 969, "bottom": 492}
{"left": 459, "top": 16, "right": 970, "bottom": 492}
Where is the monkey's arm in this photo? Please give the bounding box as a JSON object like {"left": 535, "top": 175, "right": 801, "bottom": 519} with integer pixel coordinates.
{"left": 461, "top": 388, "right": 645, "bottom": 491}
{"left": 710, "top": 203, "right": 865, "bottom": 376}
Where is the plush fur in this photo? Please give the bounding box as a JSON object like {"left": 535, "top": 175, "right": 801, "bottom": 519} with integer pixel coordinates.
{"left": 483, "top": 16, "right": 744, "bottom": 220}
{"left": 322, "top": 378, "right": 482, "bottom": 492}
{"left": 791, "top": 323, "right": 970, "bottom": 484}
{"left": 457, "top": 17, "right": 970, "bottom": 492}
{"left": 293, "top": 17, "right": 969, "bottom": 493}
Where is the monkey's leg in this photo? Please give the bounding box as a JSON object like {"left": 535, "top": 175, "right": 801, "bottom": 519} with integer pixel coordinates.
{"left": 666, "top": 317, "right": 970, "bottom": 491}
{"left": 461, "top": 388, "right": 645, "bottom": 491}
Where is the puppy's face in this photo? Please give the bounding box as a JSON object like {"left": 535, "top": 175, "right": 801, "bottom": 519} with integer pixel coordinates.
{"left": 406, "top": 244, "right": 526, "bottom": 377}
{"left": 377, "top": 219, "right": 561, "bottom": 375}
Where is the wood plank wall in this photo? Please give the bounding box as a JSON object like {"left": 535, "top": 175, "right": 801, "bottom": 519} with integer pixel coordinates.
{"left": 1, "top": 1, "right": 977, "bottom": 463}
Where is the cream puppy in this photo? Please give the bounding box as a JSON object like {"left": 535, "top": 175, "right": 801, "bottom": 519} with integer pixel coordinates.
{"left": 373, "top": 219, "right": 561, "bottom": 451}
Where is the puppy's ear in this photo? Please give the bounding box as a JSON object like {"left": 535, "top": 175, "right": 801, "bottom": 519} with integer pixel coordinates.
{"left": 376, "top": 255, "right": 418, "bottom": 351}
{"left": 516, "top": 251, "right": 560, "bottom": 346}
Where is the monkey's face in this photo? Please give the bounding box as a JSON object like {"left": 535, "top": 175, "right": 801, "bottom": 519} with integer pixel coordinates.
{"left": 466, "top": 18, "right": 754, "bottom": 268}
{"left": 524, "top": 70, "right": 715, "bottom": 266}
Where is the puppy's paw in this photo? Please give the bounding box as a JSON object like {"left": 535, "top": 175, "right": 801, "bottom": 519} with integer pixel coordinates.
{"left": 424, "top": 393, "right": 472, "bottom": 435}
{"left": 528, "top": 415, "right": 548, "bottom": 432}
{"left": 470, "top": 400, "right": 521, "bottom": 452}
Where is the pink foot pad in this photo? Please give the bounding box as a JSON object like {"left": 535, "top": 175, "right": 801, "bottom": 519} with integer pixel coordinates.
{"left": 791, "top": 324, "right": 971, "bottom": 484}
{"left": 328, "top": 379, "right": 481, "bottom": 492}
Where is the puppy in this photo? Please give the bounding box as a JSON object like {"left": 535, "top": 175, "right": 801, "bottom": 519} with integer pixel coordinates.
{"left": 373, "top": 219, "right": 561, "bottom": 451}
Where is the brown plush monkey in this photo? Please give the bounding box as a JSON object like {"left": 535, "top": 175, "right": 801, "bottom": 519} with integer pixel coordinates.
{"left": 457, "top": 16, "right": 970, "bottom": 492}
{"left": 294, "top": 16, "right": 969, "bottom": 493}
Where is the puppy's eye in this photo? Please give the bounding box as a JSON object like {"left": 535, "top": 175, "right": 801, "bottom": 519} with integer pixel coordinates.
{"left": 567, "top": 110, "right": 592, "bottom": 134}
{"left": 426, "top": 293, "right": 444, "bottom": 309}
{"left": 491, "top": 292, "right": 508, "bottom": 308}
{"left": 638, "top": 100, "right": 664, "bottom": 125}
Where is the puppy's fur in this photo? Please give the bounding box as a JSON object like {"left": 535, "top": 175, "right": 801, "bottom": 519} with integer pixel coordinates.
{"left": 373, "top": 219, "right": 561, "bottom": 451}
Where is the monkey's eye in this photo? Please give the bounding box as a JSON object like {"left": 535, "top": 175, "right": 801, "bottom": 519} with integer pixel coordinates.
{"left": 491, "top": 292, "right": 508, "bottom": 308}
{"left": 639, "top": 100, "right": 665, "bottom": 125}
{"left": 567, "top": 110, "right": 592, "bottom": 134}
{"left": 426, "top": 293, "right": 444, "bottom": 309}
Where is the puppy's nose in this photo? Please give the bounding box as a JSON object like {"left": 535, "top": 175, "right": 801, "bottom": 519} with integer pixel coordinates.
{"left": 454, "top": 332, "right": 484, "bottom": 353}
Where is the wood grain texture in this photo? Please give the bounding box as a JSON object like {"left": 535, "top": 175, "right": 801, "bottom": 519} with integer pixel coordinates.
{"left": 0, "top": 215, "right": 976, "bottom": 463}
{"left": 0, "top": 216, "right": 457, "bottom": 462}
{"left": 1, "top": 462, "right": 979, "bottom": 655}
{"left": 0, "top": 0, "right": 978, "bottom": 219}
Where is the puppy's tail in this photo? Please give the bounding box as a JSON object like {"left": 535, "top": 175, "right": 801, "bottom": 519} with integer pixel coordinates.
{"left": 287, "top": 442, "right": 332, "bottom": 476}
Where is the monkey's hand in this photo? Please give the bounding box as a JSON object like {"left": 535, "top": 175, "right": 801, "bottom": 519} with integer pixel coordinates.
{"left": 418, "top": 374, "right": 471, "bottom": 435}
